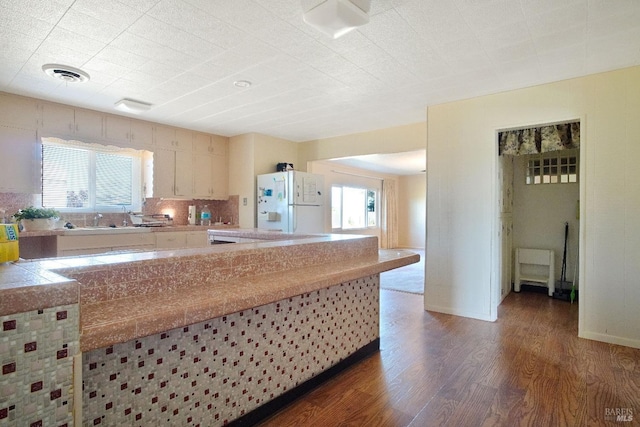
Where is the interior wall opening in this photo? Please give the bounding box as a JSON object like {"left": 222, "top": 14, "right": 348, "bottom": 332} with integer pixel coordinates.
{"left": 496, "top": 121, "right": 581, "bottom": 317}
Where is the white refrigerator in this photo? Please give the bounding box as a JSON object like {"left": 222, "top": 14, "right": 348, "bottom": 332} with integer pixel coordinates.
{"left": 257, "top": 171, "right": 324, "bottom": 233}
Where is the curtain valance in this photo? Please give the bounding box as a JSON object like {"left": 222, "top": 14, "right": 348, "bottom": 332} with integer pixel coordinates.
{"left": 499, "top": 122, "right": 580, "bottom": 156}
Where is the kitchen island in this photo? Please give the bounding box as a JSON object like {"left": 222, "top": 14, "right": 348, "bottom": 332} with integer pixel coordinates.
{"left": 0, "top": 231, "right": 418, "bottom": 426}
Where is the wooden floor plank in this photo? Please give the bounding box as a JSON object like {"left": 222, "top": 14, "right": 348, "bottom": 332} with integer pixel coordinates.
{"left": 257, "top": 290, "right": 640, "bottom": 426}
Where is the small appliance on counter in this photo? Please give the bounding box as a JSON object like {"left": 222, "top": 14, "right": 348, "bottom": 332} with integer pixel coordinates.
{"left": 188, "top": 205, "right": 197, "bottom": 225}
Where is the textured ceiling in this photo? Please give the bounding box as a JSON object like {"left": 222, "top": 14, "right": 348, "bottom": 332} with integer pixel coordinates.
{"left": 2, "top": 0, "right": 640, "bottom": 146}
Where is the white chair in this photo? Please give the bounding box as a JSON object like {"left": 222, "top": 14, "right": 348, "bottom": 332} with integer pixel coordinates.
{"left": 514, "top": 248, "right": 555, "bottom": 297}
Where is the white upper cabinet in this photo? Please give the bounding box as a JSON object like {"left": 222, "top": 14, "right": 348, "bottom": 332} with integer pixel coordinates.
{"left": 210, "top": 152, "right": 229, "bottom": 200}
{"left": 39, "top": 102, "right": 103, "bottom": 139}
{"left": 74, "top": 109, "right": 103, "bottom": 139}
{"left": 39, "top": 103, "right": 75, "bottom": 135}
{"left": 0, "top": 94, "right": 38, "bottom": 129}
{"left": 104, "top": 116, "right": 153, "bottom": 147}
{"left": 192, "top": 133, "right": 228, "bottom": 200}
{"left": 130, "top": 120, "right": 153, "bottom": 147}
{"left": 153, "top": 125, "right": 192, "bottom": 151}
{"left": 104, "top": 115, "right": 130, "bottom": 142}
{"left": 0, "top": 95, "right": 40, "bottom": 193}
{"left": 148, "top": 149, "right": 193, "bottom": 199}
{"left": 193, "top": 132, "right": 212, "bottom": 154}
{"left": 0, "top": 126, "right": 39, "bottom": 193}
{"left": 0, "top": 93, "right": 229, "bottom": 201}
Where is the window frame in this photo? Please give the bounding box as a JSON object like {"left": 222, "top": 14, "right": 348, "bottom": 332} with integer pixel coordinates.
{"left": 525, "top": 150, "right": 579, "bottom": 185}
{"left": 41, "top": 137, "right": 144, "bottom": 213}
{"left": 331, "top": 184, "right": 378, "bottom": 230}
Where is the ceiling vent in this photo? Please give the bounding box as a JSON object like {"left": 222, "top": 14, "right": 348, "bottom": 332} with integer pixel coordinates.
{"left": 42, "top": 64, "right": 90, "bottom": 83}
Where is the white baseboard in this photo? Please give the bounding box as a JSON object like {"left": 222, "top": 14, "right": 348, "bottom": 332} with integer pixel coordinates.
{"left": 580, "top": 331, "right": 640, "bottom": 350}
{"left": 423, "top": 303, "right": 496, "bottom": 322}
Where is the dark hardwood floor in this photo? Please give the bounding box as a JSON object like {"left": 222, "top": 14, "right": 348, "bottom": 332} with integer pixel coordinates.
{"left": 257, "top": 289, "right": 640, "bottom": 426}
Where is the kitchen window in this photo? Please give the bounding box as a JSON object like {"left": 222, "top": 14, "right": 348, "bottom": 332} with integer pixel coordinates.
{"left": 331, "top": 186, "right": 377, "bottom": 230}
{"left": 41, "top": 138, "right": 143, "bottom": 212}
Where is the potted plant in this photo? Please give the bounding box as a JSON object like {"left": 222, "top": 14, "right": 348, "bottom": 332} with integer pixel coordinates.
{"left": 13, "top": 206, "right": 60, "bottom": 232}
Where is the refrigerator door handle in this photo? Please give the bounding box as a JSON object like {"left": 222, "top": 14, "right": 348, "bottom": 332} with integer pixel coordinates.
{"left": 291, "top": 205, "right": 296, "bottom": 232}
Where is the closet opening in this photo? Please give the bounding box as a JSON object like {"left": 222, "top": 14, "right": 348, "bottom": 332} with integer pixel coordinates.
{"left": 496, "top": 121, "right": 580, "bottom": 310}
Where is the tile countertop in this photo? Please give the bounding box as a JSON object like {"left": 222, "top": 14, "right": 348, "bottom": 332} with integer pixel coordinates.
{"left": 0, "top": 231, "right": 420, "bottom": 351}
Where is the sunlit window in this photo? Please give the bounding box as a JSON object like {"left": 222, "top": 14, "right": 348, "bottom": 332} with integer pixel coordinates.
{"left": 331, "top": 185, "right": 377, "bottom": 230}
{"left": 42, "top": 138, "right": 143, "bottom": 211}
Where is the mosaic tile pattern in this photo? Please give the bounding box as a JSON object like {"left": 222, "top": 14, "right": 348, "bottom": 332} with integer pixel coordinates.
{"left": 0, "top": 304, "right": 79, "bottom": 427}
{"left": 82, "top": 276, "right": 379, "bottom": 426}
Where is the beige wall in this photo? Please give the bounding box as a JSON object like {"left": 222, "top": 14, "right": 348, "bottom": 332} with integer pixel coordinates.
{"left": 398, "top": 174, "right": 426, "bottom": 249}
{"left": 426, "top": 65, "right": 640, "bottom": 349}
{"left": 253, "top": 133, "right": 300, "bottom": 175}
{"left": 229, "top": 134, "right": 254, "bottom": 228}
{"left": 299, "top": 122, "right": 426, "bottom": 166}
{"left": 229, "top": 133, "right": 300, "bottom": 228}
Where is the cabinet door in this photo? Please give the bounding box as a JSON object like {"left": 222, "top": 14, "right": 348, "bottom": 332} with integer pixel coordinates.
{"left": 174, "top": 150, "right": 192, "bottom": 197}
{"left": 40, "top": 103, "right": 74, "bottom": 135}
{"left": 174, "top": 128, "right": 192, "bottom": 151}
{"left": 104, "top": 115, "right": 131, "bottom": 144}
{"left": 193, "top": 132, "right": 211, "bottom": 154}
{"left": 130, "top": 121, "right": 153, "bottom": 147}
{"left": 0, "top": 126, "right": 38, "bottom": 193}
{"left": 0, "top": 94, "right": 37, "bottom": 129}
{"left": 211, "top": 153, "right": 229, "bottom": 200}
{"left": 156, "top": 232, "right": 187, "bottom": 249}
{"left": 74, "top": 109, "right": 103, "bottom": 139}
{"left": 192, "top": 153, "right": 213, "bottom": 199}
{"left": 153, "top": 125, "right": 175, "bottom": 148}
{"left": 210, "top": 135, "right": 227, "bottom": 156}
{"left": 152, "top": 149, "right": 176, "bottom": 197}
{"left": 155, "top": 125, "right": 191, "bottom": 150}
{"left": 186, "top": 231, "right": 208, "bottom": 248}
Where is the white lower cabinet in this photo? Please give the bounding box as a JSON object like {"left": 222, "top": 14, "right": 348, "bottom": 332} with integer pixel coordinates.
{"left": 57, "top": 230, "right": 209, "bottom": 256}
{"left": 155, "top": 232, "right": 186, "bottom": 249}
{"left": 56, "top": 233, "right": 156, "bottom": 257}
{"left": 186, "top": 231, "right": 209, "bottom": 248}
{"left": 155, "top": 231, "right": 208, "bottom": 249}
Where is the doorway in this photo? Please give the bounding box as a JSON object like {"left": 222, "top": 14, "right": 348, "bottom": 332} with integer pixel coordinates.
{"left": 495, "top": 121, "right": 581, "bottom": 312}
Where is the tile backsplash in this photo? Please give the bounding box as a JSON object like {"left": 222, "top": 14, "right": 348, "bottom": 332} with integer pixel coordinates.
{"left": 0, "top": 193, "right": 238, "bottom": 227}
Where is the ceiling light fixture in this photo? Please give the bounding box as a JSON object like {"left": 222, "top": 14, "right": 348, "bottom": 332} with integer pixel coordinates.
{"left": 114, "top": 98, "right": 152, "bottom": 114}
{"left": 42, "top": 64, "right": 90, "bottom": 83}
{"left": 234, "top": 80, "right": 252, "bottom": 88}
{"left": 302, "top": 0, "right": 370, "bottom": 39}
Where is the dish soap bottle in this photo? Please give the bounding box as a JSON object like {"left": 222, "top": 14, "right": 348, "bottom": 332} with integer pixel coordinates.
{"left": 200, "top": 205, "right": 211, "bottom": 226}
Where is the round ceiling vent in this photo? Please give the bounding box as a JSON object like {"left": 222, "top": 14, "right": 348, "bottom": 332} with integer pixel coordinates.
{"left": 42, "top": 64, "right": 90, "bottom": 83}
